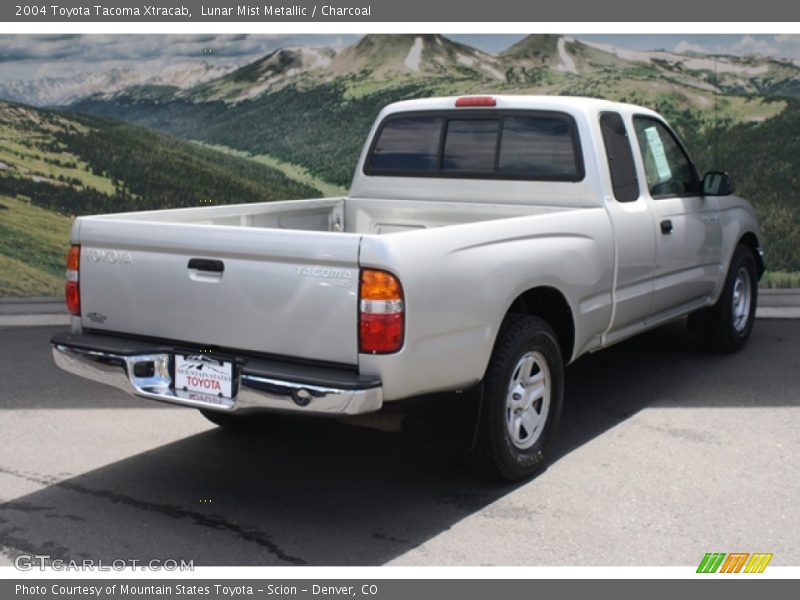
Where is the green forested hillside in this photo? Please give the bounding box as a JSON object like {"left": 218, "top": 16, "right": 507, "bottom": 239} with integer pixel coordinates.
{"left": 71, "top": 81, "right": 436, "bottom": 187}
{"left": 0, "top": 101, "right": 319, "bottom": 216}
{"left": 0, "top": 100, "right": 320, "bottom": 296}
{"left": 692, "top": 99, "right": 800, "bottom": 272}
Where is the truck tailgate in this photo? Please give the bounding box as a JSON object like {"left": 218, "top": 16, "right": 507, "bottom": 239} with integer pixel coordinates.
{"left": 76, "top": 218, "right": 360, "bottom": 365}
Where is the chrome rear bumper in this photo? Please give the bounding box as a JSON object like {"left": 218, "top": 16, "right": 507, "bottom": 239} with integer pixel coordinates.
{"left": 51, "top": 340, "right": 383, "bottom": 416}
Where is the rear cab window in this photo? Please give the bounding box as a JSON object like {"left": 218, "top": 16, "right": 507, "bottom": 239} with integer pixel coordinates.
{"left": 367, "top": 116, "right": 443, "bottom": 172}
{"left": 365, "top": 110, "right": 584, "bottom": 181}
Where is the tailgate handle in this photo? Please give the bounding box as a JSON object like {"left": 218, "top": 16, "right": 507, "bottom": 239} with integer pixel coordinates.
{"left": 188, "top": 258, "right": 224, "bottom": 273}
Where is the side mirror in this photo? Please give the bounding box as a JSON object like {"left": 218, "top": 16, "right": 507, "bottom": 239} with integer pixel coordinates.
{"left": 702, "top": 171, "right": 735, "bottom": 196}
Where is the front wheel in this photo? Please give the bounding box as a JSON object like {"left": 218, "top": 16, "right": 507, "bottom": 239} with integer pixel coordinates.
{"left": 688, "top": 244, "right": 758, "bottom": 353}
{"left": 465, "top": 315, "right": 564, "bottom": 482}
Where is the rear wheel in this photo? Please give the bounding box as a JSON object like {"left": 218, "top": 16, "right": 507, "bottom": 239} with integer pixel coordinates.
{"left": 465, "top": 315, "right": 564, "bottom": 482}
{"left": 199, "top": 409, "right": 275, "bottom": 431}
{"left": 688, "top": 244, "right": 758, "bottom": 353}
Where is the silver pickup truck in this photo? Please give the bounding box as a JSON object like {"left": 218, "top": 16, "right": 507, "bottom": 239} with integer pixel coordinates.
{"left": 51, "top": 95, "right": 764, "bottom": 480}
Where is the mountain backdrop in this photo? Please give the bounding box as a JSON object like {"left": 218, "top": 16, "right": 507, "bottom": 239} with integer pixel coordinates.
{"left": 2, "top": 34, "right": 800, "bottom": 296}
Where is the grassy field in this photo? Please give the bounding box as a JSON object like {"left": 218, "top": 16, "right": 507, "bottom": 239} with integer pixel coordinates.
{"left": 0, "top": 194, "right": 72, "bottom": 297}
{"left": 761, "top": 271, "right": 800, "bottom": 289}
{"left": 197, "top": 142, "right": 347, "bottom": 197}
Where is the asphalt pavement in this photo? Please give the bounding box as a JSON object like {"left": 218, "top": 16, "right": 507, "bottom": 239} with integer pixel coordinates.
{"left": 0, "top": 321, "right": 798, "bottom": 566}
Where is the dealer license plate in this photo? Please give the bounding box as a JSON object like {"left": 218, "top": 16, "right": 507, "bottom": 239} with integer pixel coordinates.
{"left": 174, "top": 354, "right": 234, "bottom": 398}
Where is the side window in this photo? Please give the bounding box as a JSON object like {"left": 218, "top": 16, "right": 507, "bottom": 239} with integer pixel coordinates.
{"left": 633, "top": 117, "right": 698, "bottom": 197}
{"left": 599, "top": 112, "right": 639, "bottom": 202}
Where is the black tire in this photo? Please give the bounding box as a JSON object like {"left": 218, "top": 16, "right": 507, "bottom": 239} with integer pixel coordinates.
{"left": 688, "top": 244, "right": 758, "bottom": 353}
{"left": 199, "top": 409, "right": 275, "bottom": 431}
{"left": 465, "top": 315, "right": 564, "bottom": 482}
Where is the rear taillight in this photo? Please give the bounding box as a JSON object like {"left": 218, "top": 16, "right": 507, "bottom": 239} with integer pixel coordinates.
{"left": 65, "top": 244, "right": 80, "bottom": 316}
{"left": 359, "top": 269, "right": 404, "bottom": 354}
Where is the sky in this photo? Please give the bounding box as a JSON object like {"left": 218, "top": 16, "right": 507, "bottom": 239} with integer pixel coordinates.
{"left": 1, "top": 34, "right": 799, "bottom": 82}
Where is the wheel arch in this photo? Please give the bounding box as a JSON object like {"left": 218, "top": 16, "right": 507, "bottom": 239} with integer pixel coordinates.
{"left": 502, "top": 286, "right": 576, "bottom": 365}
{"left": 738, "top": 231, "right": 766, "bottom": 278}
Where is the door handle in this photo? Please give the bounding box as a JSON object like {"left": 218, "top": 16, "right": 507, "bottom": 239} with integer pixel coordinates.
{"left": 660, "top": 219, "right": 673, "bottom": 235}
{"left": 188, "top": 258, "right": 225, "bottom": 272}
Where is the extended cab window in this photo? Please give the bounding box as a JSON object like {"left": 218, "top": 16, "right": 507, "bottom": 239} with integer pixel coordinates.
{"left": 599, "top": 112, "right": 639, "bottom": 202}
{"left": 633, "top": 117, "right": 698, "bottom": 197}
{"left": 366, "top": 111, "right": 582, "bottom": 181}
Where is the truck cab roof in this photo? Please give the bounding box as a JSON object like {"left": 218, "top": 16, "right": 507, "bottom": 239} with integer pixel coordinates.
{"left": 377, "top": 95, "right": 662, "bottom": 120}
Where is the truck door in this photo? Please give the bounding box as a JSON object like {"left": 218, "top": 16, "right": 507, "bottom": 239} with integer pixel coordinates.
{"left": 599, "top": 112, "right": 656, "bottom": 335}
{"left": 632, "top": 116, "right": 723, "bottom": 316}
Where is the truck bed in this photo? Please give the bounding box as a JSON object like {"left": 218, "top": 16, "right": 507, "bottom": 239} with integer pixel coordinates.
{"left": 97, "top": 196, "right": 563, "bottom": 234}
{"left": 72, "top": 196, "right": 572, "bottom": 368}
